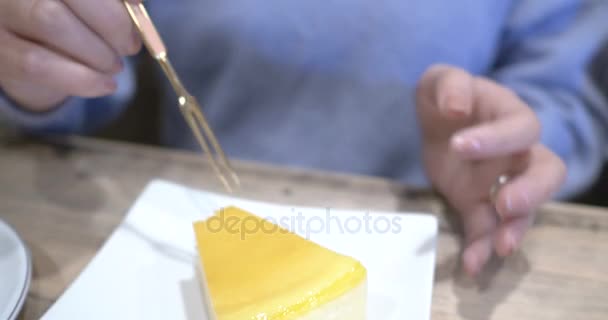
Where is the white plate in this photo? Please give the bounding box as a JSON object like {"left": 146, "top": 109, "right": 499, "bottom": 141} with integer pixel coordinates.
{"left": 41, "top": 179, "right": 438, "bottom": 320}
{"left": 0, "top": 219, "right": 31, "bottom": 320}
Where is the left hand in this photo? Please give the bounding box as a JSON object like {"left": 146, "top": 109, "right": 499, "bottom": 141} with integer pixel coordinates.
{"left": 416, "top": 64, "right": 566, "bottom": 276}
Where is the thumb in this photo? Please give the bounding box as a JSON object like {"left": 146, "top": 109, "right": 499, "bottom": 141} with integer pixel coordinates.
{"left": 416, "top": 64, "right": 475, "bottom": 127}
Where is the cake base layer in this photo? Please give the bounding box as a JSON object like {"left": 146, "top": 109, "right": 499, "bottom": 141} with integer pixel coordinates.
{"left": 296, "top": 281, "right": 366, "bottom": 320}
{"left": 196, "top": 262, "right": 366, "bottom": 320}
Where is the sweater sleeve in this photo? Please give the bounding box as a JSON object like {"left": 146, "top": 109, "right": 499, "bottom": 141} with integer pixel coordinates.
{"left": 490, "top": 0, "right": 608, "bottom": 199}
{"left": 0, "top": 57, "right": 137, "bottom": 136}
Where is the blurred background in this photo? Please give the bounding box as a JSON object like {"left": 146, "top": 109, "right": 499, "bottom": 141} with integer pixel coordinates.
{"left": 2, "top": 41, "right": 608, "bottom": 207}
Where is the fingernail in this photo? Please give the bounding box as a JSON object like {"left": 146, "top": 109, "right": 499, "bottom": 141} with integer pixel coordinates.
{"left": 504, "top": 231, "right": 516, "bottom": 256}
{"left": 463, "top": 251, "right": 479, "bottom": 277}
{"left": 102, "top": 78, "right": 117, "bottom": 94}
{"left": 439, "top": 92, "right": 470, "bottom": 117}
{"left": 438, "top": 94, "right": 452, "bottom": 114}
{"left": 446, "top": 108, "right": 467, "bottom": 118}
{"left": 131, "top": 30, "right": 142, "bottom": 52}
{"left": 452, "top": 135, "right": 481, "bottom": 152}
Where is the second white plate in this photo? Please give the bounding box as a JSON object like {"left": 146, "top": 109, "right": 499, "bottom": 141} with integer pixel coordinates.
{"left": 0, "top": 218, "right": 31, "bottom": 320}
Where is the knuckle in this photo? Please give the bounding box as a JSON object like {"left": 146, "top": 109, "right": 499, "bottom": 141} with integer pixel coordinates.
{"left": 29, "top": 0, "right": 68, "bottom": 37}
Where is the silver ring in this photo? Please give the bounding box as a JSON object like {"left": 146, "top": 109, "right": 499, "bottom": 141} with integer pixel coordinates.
{"left": 490, "top": 174, "right": 510, "bottom": 202}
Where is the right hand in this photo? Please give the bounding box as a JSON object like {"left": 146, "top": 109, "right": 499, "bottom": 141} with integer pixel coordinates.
{"left": 0, "top": 0, "right": 143, "bottom": 112}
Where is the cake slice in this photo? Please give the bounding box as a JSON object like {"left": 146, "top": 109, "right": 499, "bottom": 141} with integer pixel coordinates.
{"left": 193, "top": 206, "right": 367, "bottom": 320}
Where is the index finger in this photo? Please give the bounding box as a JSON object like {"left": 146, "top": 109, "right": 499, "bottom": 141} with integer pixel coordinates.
{"left": 450, "top": 78, "right": 541, "bottom": 159}
{"left": 62, "top": 0, "right": 142, "bottom": 56}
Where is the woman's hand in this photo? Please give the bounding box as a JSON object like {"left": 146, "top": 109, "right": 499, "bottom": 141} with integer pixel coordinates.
{"left": 416, "top": 64, "right": 566, "bottom": 276}
{"left": 0, "top": 0, "right": 142, "bottom": 111}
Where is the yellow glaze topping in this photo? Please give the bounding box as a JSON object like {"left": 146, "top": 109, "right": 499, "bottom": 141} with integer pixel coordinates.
{"left": 193, "top": 206, "right": 367, "bottom": 320}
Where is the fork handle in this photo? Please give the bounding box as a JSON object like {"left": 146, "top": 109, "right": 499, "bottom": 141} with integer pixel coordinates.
{"left": 124, "top": 2, "right": 167, "bottom": 58}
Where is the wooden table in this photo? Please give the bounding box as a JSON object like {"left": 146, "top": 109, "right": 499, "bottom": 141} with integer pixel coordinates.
{"left": 1, "top": 133, "right": 607, "bottom": 320}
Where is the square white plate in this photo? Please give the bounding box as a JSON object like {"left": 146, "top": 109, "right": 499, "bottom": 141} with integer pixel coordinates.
{"left": 41, "top": 179, "right": 438, "bottom": 320}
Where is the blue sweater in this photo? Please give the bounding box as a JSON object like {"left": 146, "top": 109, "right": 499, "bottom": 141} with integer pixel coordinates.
{"left": 2, "top": 0, "right": 608, "bottom": 199}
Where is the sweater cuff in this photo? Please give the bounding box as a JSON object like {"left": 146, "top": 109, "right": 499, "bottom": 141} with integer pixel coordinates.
{"left": 0, "top": 92, "right": 87, "bottom": 135}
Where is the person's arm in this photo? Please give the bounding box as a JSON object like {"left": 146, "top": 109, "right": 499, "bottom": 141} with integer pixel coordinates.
{"left": 0, "top": 58, "right": 136, "bottom": 135}
{"left": 490, "top": 0, "right": 608, "bottom": 199}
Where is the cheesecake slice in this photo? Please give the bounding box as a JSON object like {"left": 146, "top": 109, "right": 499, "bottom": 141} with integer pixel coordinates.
{"left": 193, "top": 206, "right": 367, "bottom": 320}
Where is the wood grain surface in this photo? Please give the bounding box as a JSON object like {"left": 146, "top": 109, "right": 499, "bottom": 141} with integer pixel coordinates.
{"left": 1, "top": 133, "right": 606, "bottom": 320}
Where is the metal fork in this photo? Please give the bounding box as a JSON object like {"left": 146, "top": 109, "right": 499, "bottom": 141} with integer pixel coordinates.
{"left": 123, "top": 2, "right": 240, "bottom": 194}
